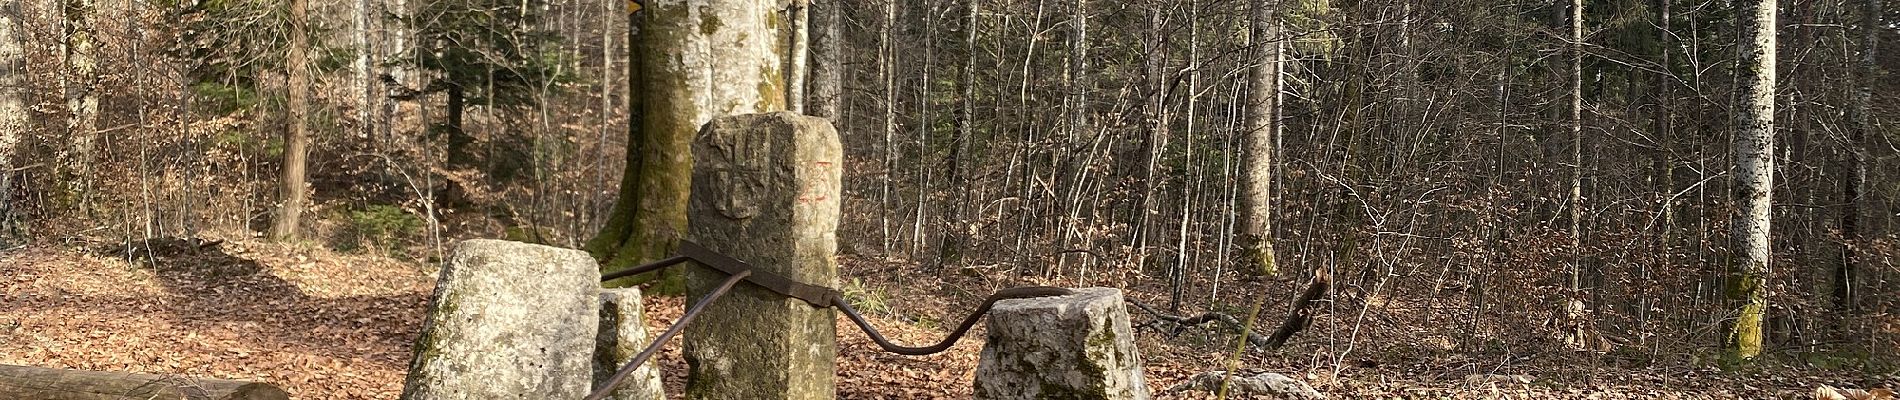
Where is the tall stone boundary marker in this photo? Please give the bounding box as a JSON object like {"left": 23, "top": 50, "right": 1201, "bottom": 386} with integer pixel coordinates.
{"left": 974, "top": 287, "right": 1151, "bottom": 400}
{"left": 401, "top": 240, "right": 601, "bottom": 400}
{"left": 683, "top": 112, "right": 841, "bottom": 400}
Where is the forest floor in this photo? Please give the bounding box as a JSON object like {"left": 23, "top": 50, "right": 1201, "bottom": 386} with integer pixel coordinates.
{"left": 0, "top": 237, "right": 1891, "bottom": 399}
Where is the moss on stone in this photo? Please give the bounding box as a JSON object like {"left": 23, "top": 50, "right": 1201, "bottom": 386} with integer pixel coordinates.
{"left": 699, "top": 11, "right": 721, "bottom": 36}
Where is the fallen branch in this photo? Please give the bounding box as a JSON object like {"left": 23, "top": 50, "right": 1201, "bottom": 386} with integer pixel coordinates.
{"left": 1126, "top": 298, "right": 1271, "bottom": 349}
{"left": 1264, "top": 271, "right": 1331, "bottom": 349}
{"left": 1128, "top": 271, "right": 1331, "bottom": 350}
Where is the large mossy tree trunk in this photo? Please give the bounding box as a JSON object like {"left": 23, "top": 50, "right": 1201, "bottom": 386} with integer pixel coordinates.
{"left": 590, "top": 0, "right": 788, "bottom": 289}
{"left": 1725, "top": 0, "right": 1776, "bottom": 365}
{"left": 1237, "top": 0, "right": 1279, "bottom": 277}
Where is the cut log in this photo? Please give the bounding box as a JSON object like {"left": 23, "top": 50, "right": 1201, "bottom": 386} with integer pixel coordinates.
{"left": 0, "top": 364, "right": 288, "bottom": 400}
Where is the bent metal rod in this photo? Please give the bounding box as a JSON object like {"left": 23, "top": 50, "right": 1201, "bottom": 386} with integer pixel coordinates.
{"left": 586, "top": 241, "right": 1073, "bottom": 399}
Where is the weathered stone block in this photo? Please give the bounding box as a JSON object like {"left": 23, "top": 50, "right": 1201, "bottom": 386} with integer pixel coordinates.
{"left": 975, "top": 287, "right": 1151, "bottom": 400}
{"left": 402, "top": 239, "right": 600, "bottom": 400}
{"left": 594, "top": 288, "right": 665, "bottom": 400}
{"left": 684, "top": 112, "right": 841, "bottom": 400}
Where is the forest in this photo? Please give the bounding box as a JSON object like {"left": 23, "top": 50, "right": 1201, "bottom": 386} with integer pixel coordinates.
{"left": 0, "top": 0, "right": 1896, "bottom": 397}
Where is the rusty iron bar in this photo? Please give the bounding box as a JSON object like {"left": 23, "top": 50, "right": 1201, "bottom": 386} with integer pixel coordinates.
{"left": 833, "top": 286, "right": 1073, "bottom": 355}
{"left": 600, "top": 255, "right": 693, "bottom": 283}
{"left": 585, "top": 269, "right": 750, "bottom": 400}
{"left": 586, "top": 242, "right": 1075, "bottom": 395}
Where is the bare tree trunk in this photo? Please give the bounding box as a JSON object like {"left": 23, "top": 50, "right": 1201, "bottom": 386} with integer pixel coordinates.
{"left": 1838, "top": 0, "right": 1876, "bottom": 312}
{"left": 1238, "top": 0, "right": 1279, "bottom": 277}
{"left": 1567, "top": 0, "right": 1585, "bottom": 294}
{"left": 355, "top": 0, "right": 373, "bottom": 137}
{"left": 0, "top": 0, "right": 23, "bottom": 168}
{"left": 1132, "top": 2, "right": 1168, "bottom": 274}
{"left": 939, "top": 0, "right": 979, "bottom": 266}
{"left": 589, "top": 0, "right": 788, "bottom": 288}
{"left": 591, "top": 0, "right": 617, "bottom": 233}
{"left": 787, "top": 0, "right": 810, "bottom": 114}
{"left": 0, "top": 0, "right": 22, "bottom": 240}
{"left": 63, "top": 0, "right": 96, "bottom": 216}
{"left": 443, "top": 84, "right": 470, "bottom": 170}
{"left": 271, "top": 0, "right": 312, "bottom": 241}
{"left": 913, "top": 2, "right": 935, "bottom": 257}
{"left": 1172, "top": 0, "right": 1201, "bottom": 312}
{"left": 806, "top": 0, "right": 842, "bottom": 119}
{"left": 879, "top": 0, "right": 897, "bottom": 256}
{"left": 1726, "top": 0, "right": 1776, "bottom": 364}
{"left": 1648, "top": 0, "right": 1675, "bottom": 343}
{"left": 1563, "top": 0, "right": 1587, "bottom": 346}
{"left": 1055, "top": 0, "right": 1089, "bottom": 272}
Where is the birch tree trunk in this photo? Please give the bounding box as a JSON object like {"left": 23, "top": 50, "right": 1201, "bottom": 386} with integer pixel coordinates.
{"left": 1725, "top": 0, "right": 1776, "bottom": 364}
{"left": 355, "top": 0, "right": 373, "bottom": 137}
{"left": 589, "top": 0, "right": 788, "bottom": 287}
{"left": 879, "top": 0, "right": 896, "bottom": 255}
{"left": 272, "top": 0, "right": 312, "bottom": 241}
{"left": 1238, "top": 0, "right": 1279, "bottom": 276}
{"left": 787, "top": 0, "right": 809, "bottom": 114}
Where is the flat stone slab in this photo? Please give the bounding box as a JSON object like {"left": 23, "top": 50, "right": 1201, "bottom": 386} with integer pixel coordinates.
{"left": 975, "top": 287, "right": 1150, "bottom": 400}
{"left": 402, "top": 239, "right": 601, "bottom": 400}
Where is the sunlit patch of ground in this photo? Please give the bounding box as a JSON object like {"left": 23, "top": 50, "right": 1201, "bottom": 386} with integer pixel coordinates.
{"left": 0, "top": 240, "right": 431, "bottom": 400}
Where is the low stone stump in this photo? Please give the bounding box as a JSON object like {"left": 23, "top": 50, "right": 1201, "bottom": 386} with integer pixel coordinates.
{"left": 401, "top": 240, "right": 601, "bottom": 400}
{"left": 974, "top": 287, "right": 1150, "bottom": 400}
{"left": 594, "top": 288, "right": 664, "bottom": 400}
